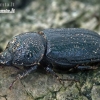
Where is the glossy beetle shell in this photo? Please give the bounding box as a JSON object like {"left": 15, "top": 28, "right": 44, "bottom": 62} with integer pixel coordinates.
{"left": 43, "top": 28, "right": 100, "bottom": 67}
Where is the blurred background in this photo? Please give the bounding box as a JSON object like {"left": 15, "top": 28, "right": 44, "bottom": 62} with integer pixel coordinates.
{"left": 0, "top": 0, "right": 100, "bottom": 51}
{"left": 0, "top": 0, "right": 100, "bottom": 100}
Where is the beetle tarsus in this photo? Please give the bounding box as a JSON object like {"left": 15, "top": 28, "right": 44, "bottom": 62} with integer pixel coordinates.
{"left": 76, "top": 65, "right": 98, "bottom": 70}
{"left": 59, "top": 78, "right": 79, "bottom": 83}
{"left": 9, "top": 76, "right": 20, "bottom": 90}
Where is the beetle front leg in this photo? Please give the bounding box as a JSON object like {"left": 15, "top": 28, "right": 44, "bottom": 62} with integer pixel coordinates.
{"left": 46, "top": 66, "right": 63, "bottom": 84}
{"left": 9, "top": 65, "right": 38, "bottom": 89}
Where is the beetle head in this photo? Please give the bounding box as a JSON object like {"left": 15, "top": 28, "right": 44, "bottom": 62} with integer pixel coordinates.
{"left": 0, "top": 32, "right": 45, "bottom": 67}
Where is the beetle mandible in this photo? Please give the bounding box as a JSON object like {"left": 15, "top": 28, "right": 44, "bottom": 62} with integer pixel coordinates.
{"left": 0, "top": 28, "right": 100, "bottom": 89}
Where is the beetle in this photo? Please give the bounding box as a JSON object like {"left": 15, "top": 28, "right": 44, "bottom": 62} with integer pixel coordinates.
{"left": 0, "top": 28, "right": 100, "bottom": 89}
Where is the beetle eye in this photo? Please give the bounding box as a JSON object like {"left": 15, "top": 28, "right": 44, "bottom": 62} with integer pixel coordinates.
{"left": 25, "top": 52, "right": 33, "bottom": 59}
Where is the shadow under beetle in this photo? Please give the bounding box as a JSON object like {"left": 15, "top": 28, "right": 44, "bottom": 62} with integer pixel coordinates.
{"left": 0, "top": 28, "right": 100, "bottom": 89}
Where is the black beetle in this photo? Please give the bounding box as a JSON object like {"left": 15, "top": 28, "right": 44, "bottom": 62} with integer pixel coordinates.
{"left": 0, "top": 28, "right": 100, "bottom": 88}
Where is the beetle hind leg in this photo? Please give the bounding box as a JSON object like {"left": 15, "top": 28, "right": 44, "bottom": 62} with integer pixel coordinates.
{"left": 76, "top": 65, "right": 98, "bottom": 70}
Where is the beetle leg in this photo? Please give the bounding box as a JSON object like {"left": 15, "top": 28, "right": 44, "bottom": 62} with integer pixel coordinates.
{"left": 13, "top": 66, "right": 24, "bottom": 70}
{"left": 9, "top": 65, "right": 38, "bottom": 90}
{"left": 76, "top": 65, "right": 98, "bottom": 70}
{"left": 46, "top": 66, "right": 78, "bottom": 84}
{"left": 46, "top": 66, "right": 63, "bottom": 84}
